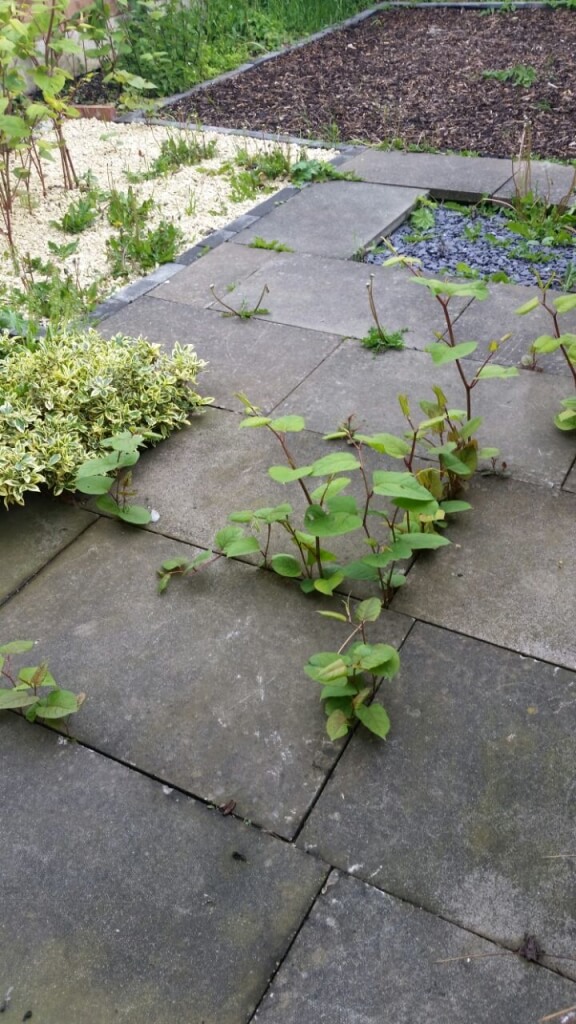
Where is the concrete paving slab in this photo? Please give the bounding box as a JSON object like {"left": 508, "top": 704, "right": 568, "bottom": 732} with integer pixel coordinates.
{"left": 0, "top": 496, "right": 96, "bottom": 603}
{"left": 199, "top": 252, "right": 469, "bottom": 342}
{"left": 299, "top": 624, "right": 576, "bottom": 976}
{"left": 253, "top": 871, "right": 576, "bottom": 1023}
{"left": 449, "top": 280, "right": 576, "bottom": 373}
{"left": 0, "top": 519, "right": 412, "bottom": 837}
{"left": 392, "top": 478, "right": 576, "bottom": 668}
{"left": 147, "top": 242, "right": 271, "bottom": 309}
{"left": 494, "top": 161, "right": 576, "bottom": 205}
{"left": 338, "top": 150, "right": 514, "bottom": 200}
{"left": 232, "top": 180, "right": 425, "bottom": 257}
{"left": 97, "top": 297, "right": 343, "bottom": 414}
{"left": 272, "top": 344, "right": 575, "bottom": 488}
{"left": 0, "top": 716, "right": 327, "bottom": 1024}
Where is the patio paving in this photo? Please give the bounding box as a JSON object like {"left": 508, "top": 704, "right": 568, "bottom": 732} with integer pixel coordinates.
{"left": 2, "top": 145, "right": 575, "bottom": 1022}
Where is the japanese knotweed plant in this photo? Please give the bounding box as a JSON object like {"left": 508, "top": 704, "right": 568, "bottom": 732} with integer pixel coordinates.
{"left": 0, "top": 640, "right": 85, "bottom": 726}
{"left": 305, "top": 596, "right": 399, "bottom": 741}
{"left": 74, "top": 432, "right": 152, "bottom": 525}
{"left": 516, "top": 285, "right": 576, "bottom": 430}
{"left": 381, "top": 252, "right": 519, "bottom": 420}
{"left": 158, "top": 391, "right": 494, "bottom": 604}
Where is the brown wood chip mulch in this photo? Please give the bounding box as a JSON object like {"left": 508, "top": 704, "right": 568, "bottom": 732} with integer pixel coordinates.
{"left": 163, "top": 8, "right": 576, "bottom": 160}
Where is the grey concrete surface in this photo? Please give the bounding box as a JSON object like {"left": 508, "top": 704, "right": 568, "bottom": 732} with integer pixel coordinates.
{"left": 494, "top": 160, "right": 576, "bottom": 205}
{"left": 232, "top": 180, "right": 425, "bottom": 257}
{"left": 272, "top": 343, "right": 575, "bottom": 487}
{"left": 3, "top": 146, "right": 575, "bottom": 1023}
{"left": 149, "top": 242, "right": 271, "bottom": 309}
{"left": 254, "top": 872, "right": 576, "bottom": 1023}
{"left": 0, "top": 716, "right": 327, "bottom": 1024}
{"left": 98, "top": 297, "right": 343, "bottom": 414}
{"left": 199, "top": 251, "right": 471, "bottom": 342}
{"left": 299, "top": 625, "right": 576, "bottom": 976}
{"left": 338, "top": 150, "right": 514, "bottom": 199}
{"left": 392, "top": 478, "right": 576, "bottom": 669}
{"left": 0, "top": 496, "right": 96, "bottom": 602}
{"left": 0, "top": 518, "right": 412, "bottom": 838}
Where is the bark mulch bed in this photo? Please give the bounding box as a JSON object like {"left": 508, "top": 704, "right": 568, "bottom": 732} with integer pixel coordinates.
{"left": 162, "top": 7, "right": 576, "bottom": 161}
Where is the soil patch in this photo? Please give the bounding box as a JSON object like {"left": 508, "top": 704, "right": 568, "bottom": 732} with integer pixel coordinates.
{"left": 162, "top": 7, "right": 576, "bottom": 160}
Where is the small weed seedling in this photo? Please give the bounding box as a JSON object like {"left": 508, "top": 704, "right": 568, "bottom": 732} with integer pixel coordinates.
{"left": 0, "top": 640, "right": 85, "bottom": 725}
{"left": 248, "top": 237, "right": 293, "bottom": 253}
{"left": 210, "top": 282, "right": 270, "bottom": 319}
{"left": 483, "top": 65, "right": 538, "bottom": 88}
{"left": 74, "top": 432, "right": 152, "bottom": 525}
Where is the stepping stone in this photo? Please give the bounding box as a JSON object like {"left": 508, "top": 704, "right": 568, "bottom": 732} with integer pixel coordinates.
{"left": 272, "top": 344, "right": 575, "bottom": 488}
{"left": 147, "top": 242, "right": 271, "bottom": 309}
{"left": 231, "top": 180, "right": 425, "bottom": 257}
{"left": 298, "top": 625, "right": 576, "bottom": 976}
{"left": 253, "top": 872, "right": 576, "bottom": 1023}
{"left": 337, "top": 150, "right": 514, "bottom": 200}
{"left": 564, "top": 464, "right": 576, "bottom": 493}
{"left": 392, "top": 477, "right": 576, "bottom": 669}
{"left": 494, "top": 160, "right": 576, "bottom": 206}
{"left": 448, "top": 280, "right": 576, "bottom": 374}
{"left": 0, "top": 716, "right": 327, "bottom": 1024}
{"left": 0, "top": 520, "right": 412, "bottom": 838}
{"left": 0, "top": 495, "right": 95, "bottom": 603}
{"left": 97, "top": 298, "right": 343, "bottom": 414}
{"left": 194, "top": 251, "right": 469, "bottom": 342}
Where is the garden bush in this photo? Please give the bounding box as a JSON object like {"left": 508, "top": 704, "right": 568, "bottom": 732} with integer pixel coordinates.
{"left": 0, "top": 328, "right": 211, "bottom": 507}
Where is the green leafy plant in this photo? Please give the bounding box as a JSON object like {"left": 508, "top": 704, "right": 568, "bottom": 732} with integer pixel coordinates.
{"left": 54, "top": 190, "right": 100, "bottom": 234}
{"left": 381, "top": 251, "right": 518, "bottom": 419}
{"left": 8, "top": 252, "right": 102, "bottom": 326}
{"left": 305, "top": 597, "right": 399, "bottom": 741}
{"left": 361, "top": 325, "right": 407, "bottom": 353}
{"left": 0, "top": 640, "right": 85, "bottom": 725}
{"left": 248, "top": 237, "right": 293, "bottom": 253}
{"left": 0, "top": 327, "right": 210, "bottom": 506}
{"left": 159, "top": 390, "right": 488, "bottom": 605}
{"left": 105, "top": 187, "right": 183, "bottom": 277}
{"left": 516, "top": 287, "right": 576, "bottom": 429}
{"left": 74, "top": 431, "right": 152, "bottom": 525}
{"left": 482, "top": 65, "right": 538, "bottom": 88}
{"left": 209, "top": 282, "right": 270, "bottom": 319}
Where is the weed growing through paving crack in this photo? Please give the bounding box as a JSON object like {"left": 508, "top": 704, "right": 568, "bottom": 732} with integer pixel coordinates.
{"left": 304, "top": 597, "right": 399, "bottom": 741}
{"left": 0, "top": 640, "right": 85, "bottom": 727}
{"left": 380, "top": 248, "right": 518, "bottom": 419}
{"left": 361, "top": 273, "right": 407, "bottom": 353}
{"left": 248, "top": 237, "right": 293, "bottom": 252}
{"left": 74, "top": 431, "right": 152, "bottom": 525}
{"left": 209, "top": 282, "right": 270, "bottom": 318}
{"left": 515, "top": 284, "right": 576, "bottom": 430}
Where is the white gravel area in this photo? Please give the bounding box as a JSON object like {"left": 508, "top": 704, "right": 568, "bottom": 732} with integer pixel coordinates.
{"left": 0, "top": 119, "right": 336, "bottom": 301}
